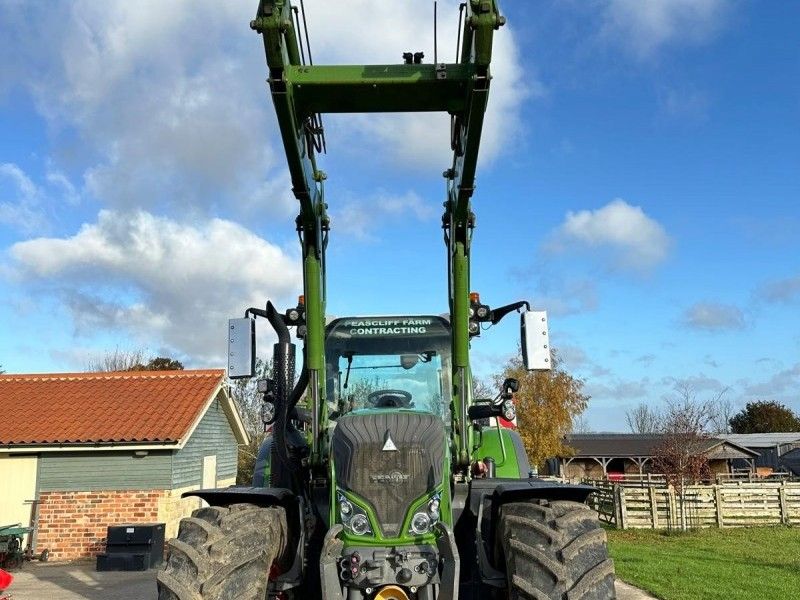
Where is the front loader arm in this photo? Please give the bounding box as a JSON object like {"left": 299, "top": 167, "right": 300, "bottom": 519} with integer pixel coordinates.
{"left": 251, "top": 0, "right": 505, "bottom": 468}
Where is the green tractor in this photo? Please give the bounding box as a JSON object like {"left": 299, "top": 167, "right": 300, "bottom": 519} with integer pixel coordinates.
{"left": 157, "top": 1, "right": 616, "bottom": 599}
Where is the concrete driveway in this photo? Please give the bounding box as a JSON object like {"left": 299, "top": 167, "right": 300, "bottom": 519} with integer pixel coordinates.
{"left": 4, "top": 562, "right": 657, "bottom": 599}
{"left": 2, "top": 562, "right": 155, "bottom": 600}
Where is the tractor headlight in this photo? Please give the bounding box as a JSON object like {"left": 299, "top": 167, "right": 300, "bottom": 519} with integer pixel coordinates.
{"left": 338, "top": 491, "right": 373, "bottom": 537}
{"left": 410, "top": 512, "right": 432, "bottom": 535}
{"left": 349, "top": 514, "right": 371, "bottom": 536}
{"left": 410, "top": 493, "right": 442, "bottom": 535}
{"left": 428, "top": 498, "right": 441, "bottom": 520}
{"left": 501, "top": 398, "right": 516, "bottom": 422}
{"left": 260, "top": 401, "right": 276, "bottom": 425}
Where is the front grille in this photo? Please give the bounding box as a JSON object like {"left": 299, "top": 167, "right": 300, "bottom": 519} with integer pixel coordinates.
{"left": 332, "top": 413, "right": 446, "bottom": 537}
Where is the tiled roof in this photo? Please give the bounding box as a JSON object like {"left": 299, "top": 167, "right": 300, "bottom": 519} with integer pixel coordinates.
{"left": 0, "top": 369, "right": 225, "bottom": 446}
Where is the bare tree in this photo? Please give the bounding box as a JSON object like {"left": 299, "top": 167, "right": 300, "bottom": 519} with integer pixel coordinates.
{"left": 708, "top": 392, "right": 734, "bottom": 434}
{"left": 625, "top": 403, "right": 662, "bottom": 433}
{"left": 87, "top": 348, "right": 147, "bottom": 372}
{"left": 662, "top": 381, "right": 727, "bottom": 434}
{"left": 651, "top": 428, "right": 711, "bottom": 530}
{"left": 652, "top": 383, "right": 716, "bottom": 528}
{"left": 228, "top": 358, "right": 273, "bottom": 484}
{"left": 229, "top": 357, "right": 271, "bottom": 434}
{"left": 472, "top": 376, "right": 495, "bottom": 400}
{"left": 571, "top": 413, "right": 593, "bottom": 434}
{"left": 87, "top": 349, "right": 184, "bottom": 372}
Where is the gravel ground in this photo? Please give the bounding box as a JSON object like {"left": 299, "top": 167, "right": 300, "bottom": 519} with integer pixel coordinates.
{"left": 2, "top": 562, "right": 656, "bottom": 599}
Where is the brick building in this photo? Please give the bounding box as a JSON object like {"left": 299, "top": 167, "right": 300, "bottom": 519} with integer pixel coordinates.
{"left": 0, "top": 369, "right": 248, "bottom": 560}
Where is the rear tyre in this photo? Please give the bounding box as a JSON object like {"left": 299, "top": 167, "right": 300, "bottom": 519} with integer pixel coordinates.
{"left": 157, "top": 503, "right": 288, "bottom": 600}
{"left": 497, "top": 500, "right": 615, "bottom": 600}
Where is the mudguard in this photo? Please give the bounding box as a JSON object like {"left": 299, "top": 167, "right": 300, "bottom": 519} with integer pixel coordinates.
{"left": 467, "top": 478, "right": 595, "bottom": 516}
{"left": 182, "top": 485, "right": 296, "bottom": 508}
{"left": 473, "top": 427, "right": 531, "bottom": 478}
{"left": 182, "top": 486, "right": 301, "bottom": 529}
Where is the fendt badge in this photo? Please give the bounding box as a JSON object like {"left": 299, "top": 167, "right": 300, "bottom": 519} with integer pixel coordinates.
{"left": 370, "top": 471, "right": 410, "bottom": 485}
{"left": 382, "top": 432, "right": 398, "bottom": 452}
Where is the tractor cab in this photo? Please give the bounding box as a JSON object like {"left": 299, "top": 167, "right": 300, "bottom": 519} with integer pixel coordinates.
{"left": 325, "top": 316, "right": 452, "bottom": 420}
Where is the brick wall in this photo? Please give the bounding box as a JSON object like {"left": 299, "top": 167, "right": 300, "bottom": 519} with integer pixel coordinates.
{"left": 158, "top": 477, "right": 236, "bottom": 539}
{"left": 37, "top": 490, "right": 163, "bottom": 560}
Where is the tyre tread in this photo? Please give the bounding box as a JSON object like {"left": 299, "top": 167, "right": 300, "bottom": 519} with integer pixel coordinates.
{"left": 157, "top": 504, "right": 287, "bottom": 600}
{"left": 498, "top": 500, "right": 615, "bottom": 600}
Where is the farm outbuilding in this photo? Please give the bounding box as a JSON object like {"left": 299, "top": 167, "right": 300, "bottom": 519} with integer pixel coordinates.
{"left": 719, "top": 433, "right": 800, "bottom": 476}
{"left": 0, "top": 369, "right": 248, "bottom": 560}
{"left": 551, "top": 433, "right": 759, "bottom": 481}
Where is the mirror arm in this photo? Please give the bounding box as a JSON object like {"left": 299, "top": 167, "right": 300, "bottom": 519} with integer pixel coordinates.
{"left": 490, "top": 300, "right": 530, "bottom": 325}
{"left": 245, "top": 306, "right": 268, "bottom": 319}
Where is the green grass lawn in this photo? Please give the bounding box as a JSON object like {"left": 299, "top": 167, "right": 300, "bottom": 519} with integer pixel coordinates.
{"left": 607, "top": 526, "right": 800, "bottom": 600}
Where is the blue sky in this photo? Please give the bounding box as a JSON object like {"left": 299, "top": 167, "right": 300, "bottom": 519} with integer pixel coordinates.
{"left": 1, "top": 1, "right": 798, "bottom": 431}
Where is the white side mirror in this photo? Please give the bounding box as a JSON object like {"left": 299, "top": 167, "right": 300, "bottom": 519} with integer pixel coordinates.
{"left": 228, "top": 318, "right": 255, "bottom": 378}
{"left": 521, "top": 311, "right": 551, "bottom": 371}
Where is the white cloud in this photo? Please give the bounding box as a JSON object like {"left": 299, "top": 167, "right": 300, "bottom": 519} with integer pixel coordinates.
{"left": 302, "top": 0, "right": 532, "bottom": 169}
{"left": 511, "top": 265, "right": 599, "bottom": 316}
{"left": 601, "top": 0, "right": 730, "bottom": 59}
{"left": 546, "top": 199, "right": 671, "bottom": 271}
{"left": 558, "top": 345, "right": 590, "bottom": 369}
{"left": 0, "top": 163, "right": 49, "bottom": 234}
{"left": 333, "top": 191, "right": 435, "bottom": 241}
{"left": 0, "top": 163, "right": 86, "bottom": 235}
{"left": 533, "top": 278, "right": 599, "bottom": 317}
{"left": 661, "top": 374, "right": 725, "bottom": 393}
{"left": 585, "top": 377, "right": 651, "bottom": 400}
{"left": 759, "top": 276, "right": 800, "bottom": 304}
{"left": 2, "top": 0, "right": 528, "bottom": 212}
{"left": 45, "top": 168, "right": 81, "bottom": 206}
{"left": 681, "top": 302, "right": 745, "bottom": 332}
{"left": 740, "top": 364, "right": 800, "bottom": 398}
{"left": 2, "top": 0, "right": 293, "bottom": 218}
{"left": 635, "top": 353, "right": 656, "bottom": 367}
{"left": 11, "top": 210, "right": 302, "bottom": 364}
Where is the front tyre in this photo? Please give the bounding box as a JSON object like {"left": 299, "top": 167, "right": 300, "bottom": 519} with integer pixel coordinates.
{"left": 497, "top": 500, "right": 615, "bottom": 600}
{"left": 157, "top": 503, "right": 288, "bottom": 600}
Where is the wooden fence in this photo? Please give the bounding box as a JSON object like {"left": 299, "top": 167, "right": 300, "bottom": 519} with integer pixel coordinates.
{"left": 585, "top": 479, "right": 800, "bottom": 529}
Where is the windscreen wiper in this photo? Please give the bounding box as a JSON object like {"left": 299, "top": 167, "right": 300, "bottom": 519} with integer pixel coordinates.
{"left": 343, "top": 352, "right": 355, "bottom": 390}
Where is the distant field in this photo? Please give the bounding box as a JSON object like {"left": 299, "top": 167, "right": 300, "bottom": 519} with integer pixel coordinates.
{"left": 607, "top": 526, "right": 800, "bottom": 600}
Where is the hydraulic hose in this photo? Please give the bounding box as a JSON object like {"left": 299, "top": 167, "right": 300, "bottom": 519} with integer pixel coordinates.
{"left": 289, "top": 365, "right": 309, "bottom": 415}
